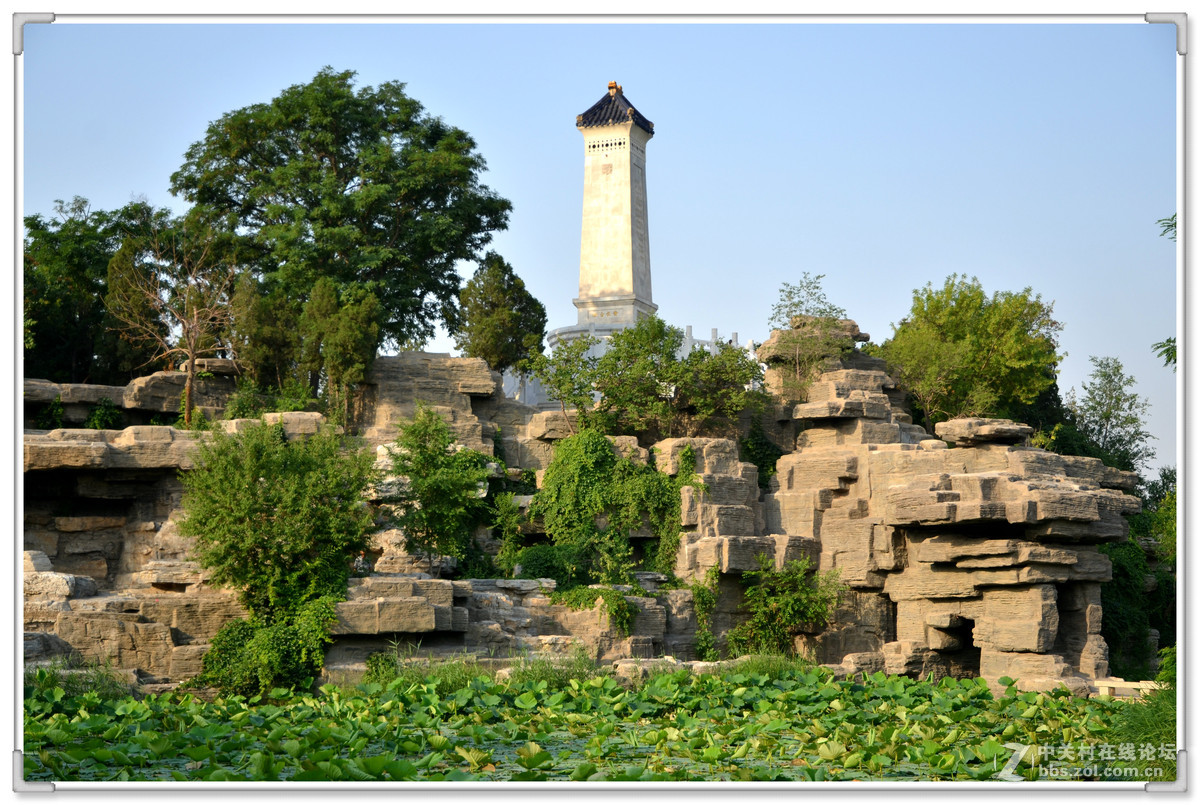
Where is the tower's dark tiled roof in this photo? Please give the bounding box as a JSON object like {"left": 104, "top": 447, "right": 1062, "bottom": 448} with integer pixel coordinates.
{"left": 576, "top": 83, "right": 654, "bottom": 134}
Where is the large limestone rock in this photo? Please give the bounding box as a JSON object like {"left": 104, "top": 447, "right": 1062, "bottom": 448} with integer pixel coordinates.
{"left": 21, "top": 344, "right": 1140, "bottom": 694}
{"left": 122, "top": 371, "right": 236, "bottom": 415}
{"left": 731, "top": 327, "right": 1138, "bottom": 691}
{"left": 354, "top": 353, "right": 500, "bottom": 453}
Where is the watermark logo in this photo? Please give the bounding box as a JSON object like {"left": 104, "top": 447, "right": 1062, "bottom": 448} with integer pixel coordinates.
{"left": 996, "top": 742, "right": 1174, "bottom": 781}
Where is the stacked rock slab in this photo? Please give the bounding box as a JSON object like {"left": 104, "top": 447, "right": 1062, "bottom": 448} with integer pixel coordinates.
{"left": 25, "top": 369, "right": 238, "bottom": 429}
{"left": 352, "top": 353, "right": 559, "bottom": 472}
{"left": 23, "top": 349, "right": 1142, "bottom": 694}
{"left": 751, "top": 333, "right": 1139, "bottom": 694}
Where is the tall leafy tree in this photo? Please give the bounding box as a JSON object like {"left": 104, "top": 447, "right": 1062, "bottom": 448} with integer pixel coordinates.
{"left": 454, "top": 251, "right": 547, "bottom": 374}
{"left": 229, "top": 274, "right": 303, "bottom": 391}
{"left": 529, "top": 335, "right": 600, "bottom": 435}
{"left": 1067, "top": 355, "right": 1155, "bottom": 474}
{"left": 767, "top": 272, "right": 847, "bottom": 326}
{"left": 299, "top": 277, "right": 381, "bottom": 426}
{"left": 23, "top": 197, "right": 161, "bottom": 383}
{"left": 169, "top": 67, "right": 512, "bottom": 353}
{"left": 104, "top": 207, "right": 238, "bottom": 426}
{"left": 878, "top": 274, "right": 1062, "bottom": 430}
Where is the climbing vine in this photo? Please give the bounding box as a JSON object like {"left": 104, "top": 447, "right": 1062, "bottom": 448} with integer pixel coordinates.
{"left": 650, "top": 445, "right": 704, "bottom": 575}
{"left": 550, "top": 586, "right": 639, "bottom": 638}
{"left": 529, "top": 430, "right": 692, "bottom": 585}
{"left": 690, "top": 565, "right": 721, "bottom": 662}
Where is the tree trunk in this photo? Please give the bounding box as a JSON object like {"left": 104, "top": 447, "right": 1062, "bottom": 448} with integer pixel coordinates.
{"left": 559, "top": 399, "right": 575, "bottom": 435}
{"left": 184, "top": 353, "right": 196, "bottom": 428}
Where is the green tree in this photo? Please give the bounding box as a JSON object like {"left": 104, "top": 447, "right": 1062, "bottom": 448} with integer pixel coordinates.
{"left": 1152, "top": 337, "right": 1176, "bottom": 371}
{"left": 593, "top": 317, "right": 763, "bottom": 443}
{"left": 454, "top": 251, "right": 547, "bottom": 374}
{"left": 104, "top": 208, "right": 238, "bottom": 427}
{"left": 529, "top": 334, "right": 600, "bottom": 435}
{"left": 170, "top": 67, "right": 512, "bottom": 353}
{"left": 23, "top": 197, "right": 161, "bottom": 384}
{"left": 299, "top": 277, "right": 381, "bottom": 426}
{"left": 767, "top": 272, "right": 847, "bottom": 327}
{"left": 759, "top": 274, "right": 856, "bottom": 402}
{"left": 1068, "top": 355, "right": 1155, "bottom": 474}
{"left": 1156, "top": 213, "right": 1176, "bottom": 241}
{"left": 385, "top": 405, "right": 491, "bottom": 575}
{"left": 878, "top": 275, "right": 1062, "bottom": 430}
{"left": 179, "top": 422, "right": 377, "bottom": 621}
{"left": 229, "top": 274, "right": 304, "bottom": 391}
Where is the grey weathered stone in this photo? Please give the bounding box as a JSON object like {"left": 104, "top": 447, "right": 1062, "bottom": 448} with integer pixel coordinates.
{"left": 25, "top": 571, "right": 98, "bottom": 600}
{"left": 24, "top": 551, "right": 53, "bottom": 572}
{"left": 935, "top": 418, "right": 1034, "bottom": 446}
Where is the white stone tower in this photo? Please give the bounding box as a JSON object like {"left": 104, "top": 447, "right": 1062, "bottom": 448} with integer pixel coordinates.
{"left": 548, "top": 81, "right": 657, "bottom": 349}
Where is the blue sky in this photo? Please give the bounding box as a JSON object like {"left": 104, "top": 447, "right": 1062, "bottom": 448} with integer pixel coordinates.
{"left": 21, "top": 19, "right": 1179, "bottom": 472}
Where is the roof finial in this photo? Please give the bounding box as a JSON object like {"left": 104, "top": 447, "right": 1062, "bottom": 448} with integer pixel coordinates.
{"left": 608, "top": 80, "right": 618, "bottom": 97}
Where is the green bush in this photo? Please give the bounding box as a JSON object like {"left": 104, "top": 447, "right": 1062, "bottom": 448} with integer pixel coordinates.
{"left": 1107, "top": 646, "right": 1177, "bottom": 780}
{"left": 493, "top": 492, "right": 526, "bottom": 573}
{"left": 84, "top": 398, "right": 124, "bottom": 430}
{"left": 384, "top": 404, "right": 492, "bottom": 575}
{"left": 726, "top": 555, "right": 843, "bottom": 658}
{"left": 179, "top": 422, "right": 377, "bottom": 620}
{"left": 35, "top": 396, "right": 64, "bottom": 429}
{"left": 178, "top": 420, "right": 375, "bottom": 696}
{"left": 529, "top": 429, "right": 693, "bottom": 585}
{"left": 193, "top": 597, "right": 339, "bottom": 696}
{"left": 223, "top": 376, "right": 265, "bottom": 419}
{"left": 513, "top": 543, "right": 588, "bottom": 589}
{"left": 273, "top": 377, "right": 317, "bottom": 413}
{"left": 550, "top": 586, "right": 639, "bottom": 637}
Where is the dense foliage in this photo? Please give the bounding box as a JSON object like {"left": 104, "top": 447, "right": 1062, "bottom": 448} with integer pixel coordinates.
{"left": 740, "top": 417, "right": 787, "bottom": 490}
{"left": 84, "top": 398, "right": 124, "bottom": 430}
{"left": 25, "top": 660, "right": 1151, "bottom": 783}
{"left": 105, "top": 207, "right": 240, "bottom": 426}
{"left": 191, "top": 598, "right": 339, "bottom": 696}
{"left": 527, "top": 430, "right": 695, "bottom": 585}
{"left": 178, "top": 422, "right": 377, "bottom": 694}
{"left": 764, "top": 273, "right": 856, "bottom": 401}
{"left": 1099, "top": 467, "right": 1176, "bottom": 679}
{"left": 1108, "top": 646, "right": 1177, "bottom": 781}
{"left": 454, "top": 251, "right": 547, "bottom": 374}
{"left": 877, "top": 275, "right": 1062, "bottom": 430}
{"left": 179, "top": 422, "right": 377, "bottom": 621}
{"left": 532, "top": 317, "right": 764, "bottom": 445}
{"left": 726, "top": 556, "right": 843, "bottom": 657}
{"left": 1067, "top": 356, "right": 1156, "bottom": 474}
{"left": 384, "top": 404, "right": 492, "bottom": 574}
{"left": 23, "top": 197, "right": 163, "bottom": 384}
{"left": 170, "top": 67, "right": 511, "bottom": 355}
{"left": 297, "top": 277, "right": 381, "bottom": 425}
